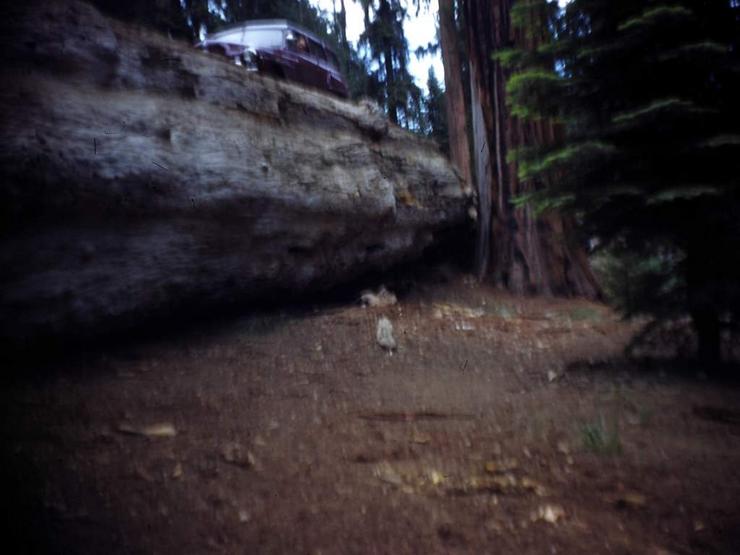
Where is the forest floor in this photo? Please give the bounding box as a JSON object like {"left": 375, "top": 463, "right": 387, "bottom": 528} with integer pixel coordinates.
{"left": 2, "top": 272, "right": 740, "bottom": 554}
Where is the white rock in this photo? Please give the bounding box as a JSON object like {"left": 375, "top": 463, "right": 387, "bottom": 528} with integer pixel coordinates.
{"left": 360, "top": 285, "right": 398, "bottom": 307}
{"left": 376, "top": 317, "right": 397, "bottom": 351}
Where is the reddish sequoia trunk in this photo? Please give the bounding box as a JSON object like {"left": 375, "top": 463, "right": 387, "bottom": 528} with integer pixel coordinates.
{"left": 439, "top": 0, "right": 472, "bottom": 188}
{"left": 461, "top": 0, "right": 600, "bottom": 297}
{"left": 379, "top": 0, "right": 399, "bottom": 124}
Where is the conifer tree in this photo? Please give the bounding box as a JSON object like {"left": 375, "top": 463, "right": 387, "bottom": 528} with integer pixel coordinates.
{"left": 505, "top": 0, "right": 740, "bottom": 365}
{"left": 358, "top": 0, "right": 423, "bottom": 127}
{"left": 459, "top": 0, "right": 600, "bottom": 296}
{"left": 425, "top": 68, "right": 449, "bottom": 153}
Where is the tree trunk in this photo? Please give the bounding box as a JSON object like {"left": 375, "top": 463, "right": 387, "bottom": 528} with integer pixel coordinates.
{"left": 0, "top": 0, "right": 471, "bottom": 343}
{"left": 379, "top": 0, "right": 399, "bottom": 124}
{"left": 461, "top": 0, "right": 600, "bottom": 297}
{"left": 338, "top": 0, "right": 349, "bottom": 51}
{"left": 687, "top": 242, "right": 723, "bottom": 368}
{"left": 438, "top": 0, "right": 472, "bottom": 188}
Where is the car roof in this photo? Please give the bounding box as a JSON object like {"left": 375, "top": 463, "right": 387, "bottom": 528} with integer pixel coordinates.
{"left": 207, "top": 19, "right": 331, "bottom": 51}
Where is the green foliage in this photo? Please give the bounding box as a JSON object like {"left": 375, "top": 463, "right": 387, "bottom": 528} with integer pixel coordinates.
{"left": 580, "top": 415, "right": 622, "bottom": 455}
{"left": 506, "top": 71, "right": 563, "bottom": 119}
{"left": 658, "top": 41, "right": 728, "bottom": 62}
{"left": 591, "top": 244, "right": 685, "bottom": 317}
{"left": 617, "top": 5, "right": 692, "bottom": 32}
{"left": 358, "top": 0, "right": 425, "bottom": 128}
{"left": 492, "top": 48, "right": 528, "bottom": 69}
{"left": 505, "top": 0, "right": 740, "bottom": 361}
{"left": 424, "top": 68, "right": 449, "bottom": 153}
{"left": 645, "top": 185, "right": 720, "bottom": 205}
{"left": 699, "top": 135, "right": 740, "bottom": 149}
{"left": 510, "top": 189, "right": 575, "bottom": 215}
{"left": 611, "top": 98, "right": 714, "bottom": 127}
{"left": 512, "top": 141, "right": 615, "bottom": 181}
{"left": 92, "top": 0, "right": 437, "bottom": 130}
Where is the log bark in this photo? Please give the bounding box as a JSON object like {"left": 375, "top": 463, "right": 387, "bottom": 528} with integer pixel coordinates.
{"left": 0, "top": 1, "right": 471, "bottom": 342}
{"left": 462, "top": 0, "right": 600, "bottom": 297}
{"left": 438, "top": 0, "right": 472, "bottom": 188}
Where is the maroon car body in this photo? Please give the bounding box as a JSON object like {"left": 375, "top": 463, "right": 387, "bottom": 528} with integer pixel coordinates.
{"left": 197, "top": 20, "right": 349, "bottom": 98}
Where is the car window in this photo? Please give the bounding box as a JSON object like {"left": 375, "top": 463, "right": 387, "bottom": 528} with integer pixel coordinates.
{"left": 326, "top": 49, "right": 340, "bottom": 69}
{"left": 308, "top": 39, "right": 327, "bottom": 61}
{"left": 242, "top": 28, "right": 283, "bottom": 49}
{"left": 211, "top": 28, "right": 282, "bottom": 49}
{"left": 288, "top": 31, "right": 311, "bottom": 54}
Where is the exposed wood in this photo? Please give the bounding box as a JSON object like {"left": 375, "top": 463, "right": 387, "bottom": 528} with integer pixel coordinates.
{"left": 438, "top": 0, "right": 472, "bottom": 187}
{"left": 470, "top": 67, "right": 491, "bottom": 279}
{"left": 461, "top": 0, "right": 600, "bottom": 297}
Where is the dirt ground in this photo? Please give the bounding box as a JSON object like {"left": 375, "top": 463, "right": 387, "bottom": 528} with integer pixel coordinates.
{"left": 2, "top": 274, "right": 740, "bottom": 554}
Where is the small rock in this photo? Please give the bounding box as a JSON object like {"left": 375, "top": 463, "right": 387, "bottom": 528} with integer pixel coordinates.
{"left": 411, "top": 433, "right": 431, "bottom": 444}
{"left": 455, "top": 321, "right": 475, "bottom": 331}
{"left": 433, "top": 303, "right": 485, "bottom": 319}
{"left": 141, "top": 423, "right": 177, "bottom": 438}
{"left": 361, "top": 285, "right": 397, "bottom": 307}
{"left": 172, "top": 462, "right": 183, "bottom": 479}
{"left": 221, "top": 442, "right": 254, "bottom": 468}
{"left": 533, "top": 504, "right": 565, "bottom": 524}
{"left": 484, "top": 458, "right": 518, "bottom": 474}
{"left": 429, "top": 470, "right": 445, "bottom": 486}
{"left": 374, "top": 462, "right": 403, "bottom": 486}
{"left": 117, "top": 422, "right": 177, "bottom": 438}
{"left": 253, "top": 435, "right": 267, "bottom": 447}
{"left": 520, "top": 477, "right": 547, "bottom": 496}
{"left": 547, "top": 370, "right": 559, "bottom": 382}
{"left": 613, "top": 491, "right": 647, "bottom": 509}
{"left": 376, "top": 317, "right": 397, "bottom": 351}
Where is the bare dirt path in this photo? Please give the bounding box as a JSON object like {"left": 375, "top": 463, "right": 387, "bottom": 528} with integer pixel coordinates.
{"left": 3, "top": 276, "right": 740, "bottom": 554}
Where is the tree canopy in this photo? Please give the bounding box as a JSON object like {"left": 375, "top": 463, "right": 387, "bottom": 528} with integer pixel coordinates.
{"left": 504, "top": 0, "right": 740, "bottom": 364}
{"left": 91, "top": 0, "right": 445, "bottom": 136}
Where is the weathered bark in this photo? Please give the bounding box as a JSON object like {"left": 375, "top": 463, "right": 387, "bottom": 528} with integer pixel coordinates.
{"left": 439, "top": 0, "right": 472, "bottom": 189}
{"left": 687, "top": 241, "right": 723, "bottom": 368}
{"left": 0, "top": 1, "right": 470, "bottom": 342}
{"left": 462, "top": 0, "right": 600, "bottom": 297}
{"left": 335, "top": 0, "right": 349, "bottom": 52}
{"left": 379, "top": 0, "right": 400, "bottom": 125}
{"left": 470, "top": 67, "right": 491, "bottom": 279}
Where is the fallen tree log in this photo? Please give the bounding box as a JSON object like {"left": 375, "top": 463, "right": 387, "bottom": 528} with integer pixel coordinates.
{"left": 0, "top": 1, "right": 472, "bottom": 342}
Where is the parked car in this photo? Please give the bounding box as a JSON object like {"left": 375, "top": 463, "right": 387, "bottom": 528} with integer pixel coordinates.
{"left": 196, "top": 19, "right": 349, "bottom": 98}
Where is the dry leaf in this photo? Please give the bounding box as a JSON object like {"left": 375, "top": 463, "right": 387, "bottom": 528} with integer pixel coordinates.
{"left": 117, "top": 422, "right": 177, "bottom": 438}
{"left": 429, "top": 470, "right": 445, "bottom": 486}
{"left": 172, "top": 462, "right": 183, "bottom": 479}
{"left": 141, "top": 423, "right": 177, "bottom": 438}
{"left": 374, "top": 463, "right": 403, "bottom": 486}
{"left": 534, "top": 504, "right": 565, "bottom": 524}
{"left": 520, "top": 477, "right": 547, "bottom": 496}
{"left": 221, "top": 442, "right": 254, "bottom": 468}
{"left": 484, "top": 458, "right": 518, "bottom": 474}
{"left": 412, "top": 433, "right": 431, "bottom": 445}
{"left": 613, "top": 491, "right": 647, "bottom": 509}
